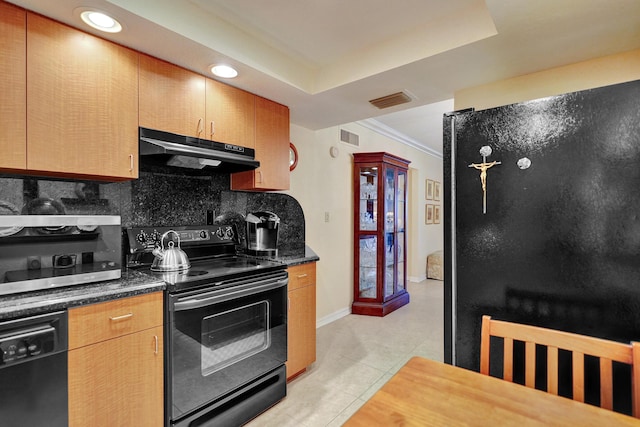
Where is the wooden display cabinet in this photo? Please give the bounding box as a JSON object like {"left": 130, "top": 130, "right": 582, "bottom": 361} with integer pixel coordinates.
{"left": 352, "top": 152, "right": 410, "bottom": 316}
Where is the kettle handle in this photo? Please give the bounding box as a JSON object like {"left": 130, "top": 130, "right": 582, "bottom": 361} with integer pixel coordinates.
{"left": 160, "top": 230, "right": 182, "bottom": 250}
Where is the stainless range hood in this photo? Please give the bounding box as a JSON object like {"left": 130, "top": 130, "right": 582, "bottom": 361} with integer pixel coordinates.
{"left": 139, "top": 127, "right": 259, "bottom": 172}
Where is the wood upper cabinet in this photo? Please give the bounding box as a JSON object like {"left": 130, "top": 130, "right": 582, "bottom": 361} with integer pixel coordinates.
{"left": 68, "top": 292, "right": 163, "bottom": 427}
{"left": 231, "top": 96, "right": 290, "bottom": 191}
{"left": 0, "top": 2, "right": 26, "bottom": 171}
{"left": 26, "top": 13, "right": 139, "bottom": 180}
{"left": 205, "top": 78, "right": 256, "bottom": 147}
{"left": 139, "top": 54, "right": 206, "bottom": 138}
{"left": 286, "top": 262, "right": 316, "bottom": 380}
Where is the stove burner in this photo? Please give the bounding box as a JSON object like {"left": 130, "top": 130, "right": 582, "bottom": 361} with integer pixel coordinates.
{"left": 187, "top": 270, "right": 208, "bottom": 276}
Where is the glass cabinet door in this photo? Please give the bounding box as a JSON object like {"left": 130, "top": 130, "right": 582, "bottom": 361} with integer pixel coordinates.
{"left": 358, "top": 167, "right": 378, "bottom": 231}
{"left": 359, "top": 236, "right": 377, "bottom": 299}
{"left": 396, "top": 171, "right": 406, "bottom": 292}
{"left": 384, "top": 168, "right": 395, "bottom": 298}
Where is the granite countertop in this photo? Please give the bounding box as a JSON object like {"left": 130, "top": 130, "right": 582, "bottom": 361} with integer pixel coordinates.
{"left": 0, "top": 245, "right": 319, "bottom": 321}
{"left": 0, "top": 270, "right": 165, "bottom": 321}
{"left": 266, "top": 245, "right": 320, "bottom": 266}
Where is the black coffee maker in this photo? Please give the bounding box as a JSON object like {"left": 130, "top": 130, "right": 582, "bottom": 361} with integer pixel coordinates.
{"left": 245, "top": 211, "right": 280, "bottom": 256}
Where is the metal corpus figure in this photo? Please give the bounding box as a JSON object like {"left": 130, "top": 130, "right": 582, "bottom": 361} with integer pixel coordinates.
{"left": 468, "top": 146, "right": 501, "bottom": 214}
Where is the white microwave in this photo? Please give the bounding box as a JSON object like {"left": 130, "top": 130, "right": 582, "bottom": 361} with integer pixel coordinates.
{"left": 0, "top": 215, "right": 121, "bottom": 295}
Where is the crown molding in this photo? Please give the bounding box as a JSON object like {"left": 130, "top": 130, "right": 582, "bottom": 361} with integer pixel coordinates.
{"left": 357, "top": 119, "right": 443, "bottom": 159}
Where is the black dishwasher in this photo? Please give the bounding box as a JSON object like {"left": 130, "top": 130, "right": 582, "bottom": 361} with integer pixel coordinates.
{"left": 0, "top": 311, "right": 68, "bottom": 426}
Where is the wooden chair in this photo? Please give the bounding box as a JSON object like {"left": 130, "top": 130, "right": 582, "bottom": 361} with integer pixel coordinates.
{"left": 480, "top": 315, "right": 640, "bottom": 417}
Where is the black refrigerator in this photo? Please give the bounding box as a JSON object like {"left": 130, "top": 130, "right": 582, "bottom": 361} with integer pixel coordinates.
{"left": 443, "top": 79, "right": 640, "bottom": 413}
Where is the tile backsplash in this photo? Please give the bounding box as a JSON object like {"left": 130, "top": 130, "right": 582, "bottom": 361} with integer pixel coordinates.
{"left": 0, "top": 167, "right": 305, "bottom": 255}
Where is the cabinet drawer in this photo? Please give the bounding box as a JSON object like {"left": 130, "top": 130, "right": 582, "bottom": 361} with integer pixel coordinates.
{"left": 288, "top": 262, "right": 316, "bottom": 291}
{"left": 69, "top": 292, "right": 163, "bottom": 349}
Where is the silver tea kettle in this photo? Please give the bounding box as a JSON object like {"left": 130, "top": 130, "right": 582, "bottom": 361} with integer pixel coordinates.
{"left": 151, "top": 230, "right": 191, "bottom": 272}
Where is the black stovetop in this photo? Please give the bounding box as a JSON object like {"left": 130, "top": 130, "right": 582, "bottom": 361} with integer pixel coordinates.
{"left": 123, "top": 225, "right": 285, "bottom": 293}
{"left": 143, "top": 255, "right": 285, "bottom": 293}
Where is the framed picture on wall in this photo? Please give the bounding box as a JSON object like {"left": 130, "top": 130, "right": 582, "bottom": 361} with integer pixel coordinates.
{"left": 426, "top": 179, "right": 434, "bottom": 200}
{"left": 434, "top": 205, "right": 441, "bottom": 224}
{"left": 434, "top": 181, "right": 441, "bottom": 201}
{"left": 426, "top": 204, "right": 434, "bottom": 224}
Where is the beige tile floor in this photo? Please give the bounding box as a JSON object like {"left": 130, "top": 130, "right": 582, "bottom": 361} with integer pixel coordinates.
{"left": 247, "top": 278, "right": 444, "bottom": 426}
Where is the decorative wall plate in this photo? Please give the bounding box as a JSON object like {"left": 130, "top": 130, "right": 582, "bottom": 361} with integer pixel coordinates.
{"left": 0, "top": 200, "right": 23, "bottom": 237}
{"left": 289, "top": 142, "right": 298, "bottom": 171}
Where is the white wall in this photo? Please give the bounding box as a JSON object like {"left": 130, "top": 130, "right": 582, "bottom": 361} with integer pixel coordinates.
{"left": 455, "top": 49, "right": 640, "bottom": 111}
{"left": 285, "top": 119, "right": 445, "bottom": 325}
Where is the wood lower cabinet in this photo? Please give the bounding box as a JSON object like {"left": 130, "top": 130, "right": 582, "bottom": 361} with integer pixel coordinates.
{"left": 139, "top": 54, "right": 206, "bottom": 138}
{"left": 231, "top": 96, "right": 290, "bottom": 191}
{"left": 0, "top": 1, "right": 26, "bottom": 171}
{"left": 286, "top": 262, "right": 316, "bottom": 380}
{"left": 68, "top": 292, "right": 163, "bottom": 427}
{"left": 26, "top": 13, "right": 139, "bottom": 180}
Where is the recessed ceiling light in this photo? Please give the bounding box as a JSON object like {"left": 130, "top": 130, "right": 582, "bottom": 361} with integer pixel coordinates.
{"left": 211, "top": 65, "right": 238, "bottom": 79}
{"left": 79, "top": 10, "right": 122, "bottom": 33}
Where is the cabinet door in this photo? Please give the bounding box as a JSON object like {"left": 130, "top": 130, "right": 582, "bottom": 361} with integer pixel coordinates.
{"left": 0, "top": 2, "right": 26, "bottom": 171}
{"left": 139, "top": 54, "right": 206, "bottom": 138}
{"left": 286, "top": 263, "right": 316, "bottom": 380}
{"left": 205, "top": 78, "right": 255, "bottom": 147}
{"left": 68, "top": 326, "right": 164, "bottom": 427}
{"left": 26, "top": 13, "right": 138, "bottom": 180}
{"left": 287, "top": 284, "right": 316, "bottom": 380}
{"left": 231, "top": 96, "right": 289, "bottom": 191}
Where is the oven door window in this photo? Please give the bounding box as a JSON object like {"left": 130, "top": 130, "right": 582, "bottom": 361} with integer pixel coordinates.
{"left": 201, "top": 301, "right": 270, "bottom": 376}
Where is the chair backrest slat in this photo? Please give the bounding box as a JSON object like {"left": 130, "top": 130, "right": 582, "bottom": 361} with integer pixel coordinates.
{"left": 525, "top": 341, "right": 536, "bottom": 388}
{"left": 480, "top": 315, "right": 640, "bottom": 418}
{"left": 503, "top": 337, "right": 513, "bottom": 382}
{"left": 547, "top": 346, "right": 559, "bottom": 395}
{"left": 633, "top": 342, "right": 640, "bottom": 416}
{"left": 600, "top": 359, "right": 614, "bottom": 410}
{"left": 573, "top": 351, "right": 585, "bottom": 403}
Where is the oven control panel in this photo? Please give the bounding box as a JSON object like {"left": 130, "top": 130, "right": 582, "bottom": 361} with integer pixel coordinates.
{"left": 125, "top": 225, "right": 237, "bottom": 253}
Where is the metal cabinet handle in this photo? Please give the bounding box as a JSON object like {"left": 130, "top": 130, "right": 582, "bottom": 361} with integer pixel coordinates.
{"left": 109, "top": 313, "right": 133, "bottom": 321}
{"left": 154, "top": 335, "right": 159, "bottom": 355}
{"left": 210, "top": 120, "right": 215, "bottom": 137}
{"left": 257, "top": 170, "right": 263, "bottom": 184}
{"left": 129, "top": 154, "right": 134, "bottom": 171}
{"left": 197, "top": 118, "right": 203, "bottom": 136}
{"left": 297, "top": 274, "right": 308, "bottom": 279}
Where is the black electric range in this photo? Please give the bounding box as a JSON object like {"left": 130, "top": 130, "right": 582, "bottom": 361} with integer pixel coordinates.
{"left": 125, "top": 224, "right": 289, "bottom": 426}
{"left": 123, "top": 224, "right": 286, "bottom": 293}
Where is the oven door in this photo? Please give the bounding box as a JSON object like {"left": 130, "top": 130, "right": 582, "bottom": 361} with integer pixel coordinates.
{"left": 167, "top": 270, "right": 287, "bottom": 423}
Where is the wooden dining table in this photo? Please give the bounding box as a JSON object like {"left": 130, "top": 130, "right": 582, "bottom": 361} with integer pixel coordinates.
{"left": 344, "top": 356, "right": 640, "bottom": 426}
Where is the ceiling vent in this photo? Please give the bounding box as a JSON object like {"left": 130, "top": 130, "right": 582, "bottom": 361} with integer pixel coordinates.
{"left": 340, "top": 129, "right": 359, "bottom": 146}
{"left": 369, "top": 91, "right": 412, "bottom": 109}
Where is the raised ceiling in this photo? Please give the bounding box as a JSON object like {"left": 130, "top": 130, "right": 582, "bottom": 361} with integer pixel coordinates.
{"left": 8, "top": 0, "right": 640, "bottom": 156}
